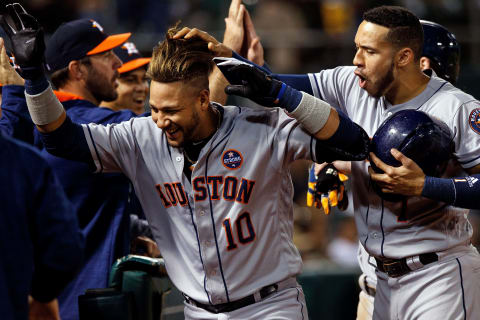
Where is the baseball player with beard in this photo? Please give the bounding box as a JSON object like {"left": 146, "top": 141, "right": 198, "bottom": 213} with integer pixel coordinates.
{"left": 188, "top": 4, "right": 480, "bottom": 320}
{"left": 2, "top": 5, "right": 371, "bottom": 320}
{"left": 354, "top": 19, "right": 463, "bottom": 320}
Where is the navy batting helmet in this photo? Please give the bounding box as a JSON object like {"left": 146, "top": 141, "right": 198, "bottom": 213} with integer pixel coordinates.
{"left": 421, "top": 20, "right": 460, "bottom": 85}
{"left": 370, "top": 110, "right": 453, "bottom": 202}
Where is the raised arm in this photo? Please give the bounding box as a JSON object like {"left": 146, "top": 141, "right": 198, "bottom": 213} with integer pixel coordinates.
{"left": 214, "top": 57, "right": 369, "bottom": 162}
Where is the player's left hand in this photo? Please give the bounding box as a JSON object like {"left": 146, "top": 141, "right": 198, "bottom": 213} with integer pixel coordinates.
{"left": 223, "top": 0, "right": 264, "bottom": 66}
{"left": 172, "top": 27, "right": 233, "bottom": 58}
{"left": 368, "top": 148, "right": 426, "bottom": 197}
{"left": 213, "top": 58, "right": 284, "bottom": 108}
{"left": 307, "top": 163, "right": 348, "bottom": 214}
{"left": 0, "top": 37, "right": 24, "bottom": 86}
{"left": 243, "top": 9, "right": 264, "bottom": 66}
{"left": 223, "top": 0, "right": 247, "bottom": 54}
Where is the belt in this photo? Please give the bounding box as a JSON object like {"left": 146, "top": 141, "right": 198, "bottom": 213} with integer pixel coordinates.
{"left": 375, "top": 252, "right": 438, "bottom": 278}
{"left": 183, "top": 283, "right": 279, "bottom": 314}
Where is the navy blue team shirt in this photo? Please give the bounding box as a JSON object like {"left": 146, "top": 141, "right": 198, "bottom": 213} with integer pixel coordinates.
{"left": 0, "top": 132, "right": 84, "bottom": 320}
{"left": 0, "top": 85, "right": 145, "bottom": 320}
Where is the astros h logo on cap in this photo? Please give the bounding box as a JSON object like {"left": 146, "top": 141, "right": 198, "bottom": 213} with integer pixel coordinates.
{"left": 114, "top": 42, "right": 151, "bottom": 74}
{"left": 45, "top": 18, "right": 131, "bottom": 73}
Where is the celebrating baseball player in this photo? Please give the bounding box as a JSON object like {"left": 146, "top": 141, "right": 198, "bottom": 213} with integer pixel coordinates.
{"left": 355, "top": 19, "right": 464, "bottom": 320}
{"left": 0, "top": 3, "right": 371, "bottom": 320}
{"left": 194, "top": 2, "right": 480, "bottom": 319}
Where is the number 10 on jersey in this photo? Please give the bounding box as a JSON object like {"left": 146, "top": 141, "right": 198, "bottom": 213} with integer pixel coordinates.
{"left": 222, "top": 212, "right": 256, "bottom": 250}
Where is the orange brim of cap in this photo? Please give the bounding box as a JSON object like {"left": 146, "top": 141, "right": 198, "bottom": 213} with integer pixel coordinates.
{"left": 118, "top": 57, "right": 151, "bottom": 74}
{"left": 87, "top": 32, "right": 131, "bottom": 56}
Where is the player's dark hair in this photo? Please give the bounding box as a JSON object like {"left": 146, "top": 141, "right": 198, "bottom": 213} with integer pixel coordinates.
{"left": 363, "top": 6, "right": 423, "bottom": 61}
{"left": 147, "top": 24, "right": 213, "bottom": 90}
{"left": 50, "top": 56, "right": 92, "bottom": 89}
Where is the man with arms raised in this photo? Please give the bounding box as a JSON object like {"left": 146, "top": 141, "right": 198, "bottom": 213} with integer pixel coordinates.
{"left": 1, "top": 5, "right": 371, "bottom": 319}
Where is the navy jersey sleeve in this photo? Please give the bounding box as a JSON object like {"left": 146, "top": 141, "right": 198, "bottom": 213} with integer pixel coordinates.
{"left": 273, "top": 74, "right": 313, "bottom": 95}
{"left": 40, "top": 116, "right": 96, "bottom": 171}
{"left": 229, "top": 52, "right": 313, "bottom": 95}
{"left": 0, "top": 85, "right": 37, "bottom": 145}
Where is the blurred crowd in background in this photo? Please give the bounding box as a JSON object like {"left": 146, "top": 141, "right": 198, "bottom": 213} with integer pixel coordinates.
{"left": 17, "top": 0, "right": 480, "bottom": 271}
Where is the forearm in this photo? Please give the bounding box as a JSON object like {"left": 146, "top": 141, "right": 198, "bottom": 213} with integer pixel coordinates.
{"left": 273, "top": 74, "right": 313, "bottom": 95}
{"left": 286, "top": 92, "right": 369, "bottom": 161}
{"left": 209, "top": 67, "right": 230, "bottom": 105}
{"left": 24, "top": 73, "right": 66, "bottom": 132}
{"left": 41, "top": 116, "right": 96, "bottom": 170}
{"left": 421, "top": 174, "right": 480, "bottom": 209}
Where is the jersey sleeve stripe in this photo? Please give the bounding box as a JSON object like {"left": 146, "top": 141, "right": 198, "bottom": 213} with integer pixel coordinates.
{"left": 83, "top": 125, "right": 104, "bottom": 174}
{"left": 308, "top": 73, "right": 323, "bottom": 100}
{"left": 458, "top": 154, "right": 480, "bottom": 168}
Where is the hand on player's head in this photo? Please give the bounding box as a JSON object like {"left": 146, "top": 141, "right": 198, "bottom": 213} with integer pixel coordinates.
{"left": 173, "top": 27, "right": 233, "bottom": 58}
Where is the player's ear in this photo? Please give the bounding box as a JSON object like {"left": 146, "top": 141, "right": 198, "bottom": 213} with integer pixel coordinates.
{"left": 68, "top": 60, "right": 84, "bottom": 81}
{"left": 419, "top": 57, "right": 431, "bottom": 72}
{"left": 396, "top": 47, "right": 414, "bottom": 67}
{"left": 199, "top": 88, "right": 210, "bottom": 110}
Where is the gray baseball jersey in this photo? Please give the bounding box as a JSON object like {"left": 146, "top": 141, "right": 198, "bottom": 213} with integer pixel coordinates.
{"left": 82, "top": 103, "right": 317, "bottom": 305}
{"left": 308, "top": 66, "right": 480, "bottom": 259}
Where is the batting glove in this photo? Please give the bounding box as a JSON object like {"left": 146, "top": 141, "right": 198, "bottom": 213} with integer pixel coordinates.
{"left": 307, "top": 163, "right": 348, "bottom": 215}
{"left": 213, "top": 57, "right": 300, "bottom": 111}
{"left": 0, "top": 3, "right": 45, "bottom": 80}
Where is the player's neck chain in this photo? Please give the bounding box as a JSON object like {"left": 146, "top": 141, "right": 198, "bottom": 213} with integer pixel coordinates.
{"left": 184, "top": 149, "right": 197, "bottom": 166}
{"left": 183, "top": 106, "right": 222, "bottom": 166}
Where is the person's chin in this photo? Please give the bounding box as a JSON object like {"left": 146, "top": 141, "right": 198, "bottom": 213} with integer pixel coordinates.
{"left": 364, "top": 86, "right": 381, "bottom": 98}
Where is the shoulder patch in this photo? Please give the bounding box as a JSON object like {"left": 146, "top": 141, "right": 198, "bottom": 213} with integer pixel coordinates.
{"left": 469, "top": 108, "right": 480, "bottom": 135}
{"left": 222, "top": 149, "right": 243, "bottom": 170}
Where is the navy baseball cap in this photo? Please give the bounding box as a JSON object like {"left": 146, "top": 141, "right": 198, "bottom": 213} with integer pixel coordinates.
{"left": 45, "top": 19, "right": 131, "bottom": 73}
{"left": 114, "top": 42, "right": 151, "bottom": 74}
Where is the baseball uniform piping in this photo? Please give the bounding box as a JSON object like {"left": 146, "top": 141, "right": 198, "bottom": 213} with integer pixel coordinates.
{"left": 87, "top": 126, "right": 104, "bottom": 173}
{"left": 201, "top": 107, "right": 240, "bottom": 303}
{"left": 456, "top": 258, "right": 467, "bottom": 320}
{"left": 186, "top": 199, "right": 212, "bottom": 304}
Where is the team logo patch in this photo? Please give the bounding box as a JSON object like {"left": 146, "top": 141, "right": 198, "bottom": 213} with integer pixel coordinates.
{"left": 469, "top": 108, "right": 480, "bottom": 135}
{"left": 90, "top": 19, "right": 104, "bottom": 33}
{"left": 222, "top": 149, "right": 243, "bottom": 170}
{"left": 122, "top": 42, "right": 140, "bottom": 55}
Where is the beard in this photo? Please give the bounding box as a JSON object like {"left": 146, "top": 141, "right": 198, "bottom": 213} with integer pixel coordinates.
{"left": 370, "top": 62, "right": 395, "bottom": 98}
{"left": 166, "top": 109, "right": 201, "bottom": 148}
{"left": 85, "top": 67, "right": 119, "bottom": 103}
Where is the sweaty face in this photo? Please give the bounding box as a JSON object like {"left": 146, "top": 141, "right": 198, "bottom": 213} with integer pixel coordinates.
{"left": 353, "top": 21, "right": 397, "bottom": 98}
{"left": 149, "top": 80, "right": 206, "bottom": 148}
{"left": 114, "top": 68, "right": 149, "bottom": 114}
{"left": 84, "top": 50, "right": 122, "bottom": 103}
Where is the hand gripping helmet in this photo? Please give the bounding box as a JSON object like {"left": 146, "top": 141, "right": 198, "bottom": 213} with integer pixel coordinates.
{"left": 370, "top": 110, "right": 454, "bottom": 202}
{"left": 421, "top": 20, "right": 460, "bottom": 85}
